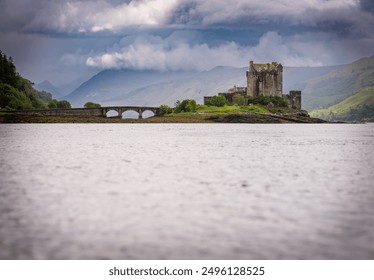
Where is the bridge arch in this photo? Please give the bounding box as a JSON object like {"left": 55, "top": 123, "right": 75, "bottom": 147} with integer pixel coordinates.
{"left": 122, "top": 109, "right": 141, "bottom": 119}
{"left": 105, "top": 109, "right": 120, "bottom": 118}
{"left": 101, "top": 106, "right": 160, "bottom": 118}
{"left": 141, "top": 110, "right": 155, "bottom": 119}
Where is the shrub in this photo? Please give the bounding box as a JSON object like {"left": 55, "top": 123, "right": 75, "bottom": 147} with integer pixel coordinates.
{"left": 159, "top": 105, "right": 173, "bottom": 115}
{"left": 232, "top": 94, "right": 247, "bottom": 106}
{"left": 48, "top": 99, "right": 72, "bottom": 109}
{"left": 205, "top": 95, "right": 227, "bottom": 107}
{"left": 84, "top": 102, "right": 101, "bottom": 108}
{"left": 48, "top": 99, "right": 58, "bottom": 109}
{"left": 57, "top": 100, "right": 72, "bottom": 109}
{"left": 247, "top": 96, "right": 288, "bottom": 107}
{"left": 174, "top": 99, "right": 197, "bottom": 113}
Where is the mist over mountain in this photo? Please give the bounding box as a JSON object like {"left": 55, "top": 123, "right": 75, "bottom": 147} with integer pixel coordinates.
{"left": 63, "top": 69, "right": 197, "bottom": 107}
{"left": 64, "top": 56, "right": 374, "bottom": 110}
{"left": 301, "top": 55, "right": 374, "bottom": 110}
{"left": 105, "top": 66, "right": 247, "bottom": 107}
{"left": 310, "top": 87, "right": 374, "bottom": 122}
{"left": 36, "top": 75, "right": 100, "bottom": 99}
{"left": 35, "top": 80, "right": 61, "bottom": 98}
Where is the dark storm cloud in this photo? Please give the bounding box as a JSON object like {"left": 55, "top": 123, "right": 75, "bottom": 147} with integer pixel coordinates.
{"left": 1, "top": 0, "right": 371, "bottom": 36}
{"left": 0, "top": 0, "right": 131, "bottom": 33}
{"left": 1, "top": 0, "right": 373, "bottom": 82}
{"left": 360, "top": 0, "right": 374, "bottom": 13}
{"left": 167, "top": 0, "right": 373, "bottom": 39}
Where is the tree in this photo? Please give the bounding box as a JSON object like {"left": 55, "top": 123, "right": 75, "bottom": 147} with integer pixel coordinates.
{"left": 48, "top": 99, "right": 58, "bottom": 109}
{"left": 0, "top": 49, "right": 51, "bottom": 110}
{"left": 84, "top": 101, "right": 101, "bottom": 108}
{"left": 185, "top": 99, "right": 197, "bottom": 112}
{"left": 232, "top": 94, "right": 246, "bottom": 106}
{"left": 57, "top": 100, "right": 72, "bottom": 109}
{"left": 48, "top": 99, "right": 71, "bottom": 109}
{"left": 37, "top": 91, "right": 53, "bottom": 103}
{"left": 0, "top": 84, "right": 32, "bottom": 110}
{"left": 206, "top": 95, "right": 227, "bottom": 107}
{"left": 174, "top": 99, "right": 197, "bottom": 113}
{"left": 159, "top": 105, "right": 173, "bottom": 115}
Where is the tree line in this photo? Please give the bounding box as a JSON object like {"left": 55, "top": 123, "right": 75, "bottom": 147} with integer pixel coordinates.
{"left": 0, "top": 50, "right": 71, "bottom": 110}
{"left": 159, "top": 94, "right": 289, "bottom": 115}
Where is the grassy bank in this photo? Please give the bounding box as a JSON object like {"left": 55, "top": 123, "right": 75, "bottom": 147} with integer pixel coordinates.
{"left": 310, "top": 87, "right": 374, "bottom": 121}
{"left": 195, "top": 104, "right": 270, "bottom": 114}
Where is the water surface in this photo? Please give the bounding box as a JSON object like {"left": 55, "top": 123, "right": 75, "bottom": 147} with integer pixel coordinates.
{"left": 0, "top": 124, "right": 373, "bottom": 259}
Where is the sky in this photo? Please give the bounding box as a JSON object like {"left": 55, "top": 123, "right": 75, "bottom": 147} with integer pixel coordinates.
{"left": 1, "top": 0, "right": 374, "bottom": 86}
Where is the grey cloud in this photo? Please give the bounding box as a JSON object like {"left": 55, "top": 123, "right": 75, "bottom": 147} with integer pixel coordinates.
{"left": 1, "top": 0, "right": 373, "bottom": 84}
{"left": 360, "top": 0, "right": 374, "bottom": 13}
{"left": 0, "top": 0, "right": 71, "bottom": 32}
{"left": 168, "top": 1, "right": 202, "bottom": 25}
{"left": 171, "top": 0, "right": 371, "bottom": 36}
{"left": 85, "top": 30, "right": 374, "bottom": 72}
{"left": 1, "top": 0, "right": 371, "bottom": 36}
{"left": 0, "top": 0, "right": 140, "bottom": 33}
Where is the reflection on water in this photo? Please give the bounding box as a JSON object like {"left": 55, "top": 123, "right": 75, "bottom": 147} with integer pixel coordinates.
{"left": 0, "top": 123, "right": 374, "bottom": 259}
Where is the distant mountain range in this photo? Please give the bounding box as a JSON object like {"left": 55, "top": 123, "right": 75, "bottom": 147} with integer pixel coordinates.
{"left": 63, "top": 69, "right": 197, "bottom": 107}
{"left": 35, "top": 75, "right": 94, "bottom": 99}
{"left": 35, "top": 80, "right": 62, "bottom": 97}
{"left": 300, "top": 55, "right": 374, "bottom": 110}
{"left": 58, "top": 55, "right": 374, "bottom": 110}
{"left": 310, "top": 87, "right": 374, "bottom": 122}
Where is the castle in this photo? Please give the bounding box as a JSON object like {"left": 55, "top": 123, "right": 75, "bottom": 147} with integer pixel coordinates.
{"left": 247, "top": 61, "right": 283, "bottom": 97}
{"left": 204, "top": 60, "right": 302, "bottom": 110}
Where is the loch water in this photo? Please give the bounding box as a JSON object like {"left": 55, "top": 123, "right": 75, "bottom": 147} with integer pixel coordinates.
{"left": 0, "top": 123, "right": 374, "bottom": 259}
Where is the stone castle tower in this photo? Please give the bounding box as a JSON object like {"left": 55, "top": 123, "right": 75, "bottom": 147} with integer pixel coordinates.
{"left": 246, "top": 61, "right": 283, "bottom": 97}
{"left": 204, "top": 59, "right": 302, "bottom": 110}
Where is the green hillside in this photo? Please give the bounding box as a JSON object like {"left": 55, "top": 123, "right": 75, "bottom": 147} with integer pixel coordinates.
{"left": 302, "top": 55, "right": 374, "bottom": 111}
{"left": 0, "top": 50, "right": 53, "bottom": 110}
{"left": 310, "top": 87, "right": 374, "bottom": 121}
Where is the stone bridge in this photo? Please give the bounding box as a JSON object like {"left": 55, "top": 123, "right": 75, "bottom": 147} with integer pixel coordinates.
{"left": 102, "top": 106, "right": 160, "bottom": 119}
{"left": 11, "top": 106, "right": 161, "bottom": 119}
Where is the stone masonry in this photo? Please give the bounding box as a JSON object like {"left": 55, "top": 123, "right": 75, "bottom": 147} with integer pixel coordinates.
{"left": 246, "top": 61, "right": 283, "bottom": 97}
{"left": 204, "top": 60, "right": 302, "bottom": 110}
{"left": 11, "top": 106, "right": 161, "bottom": 119}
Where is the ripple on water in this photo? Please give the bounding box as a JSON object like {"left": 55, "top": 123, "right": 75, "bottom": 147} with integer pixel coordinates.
{"left": 0, "top": 123, "right": 374, "bottom": 259}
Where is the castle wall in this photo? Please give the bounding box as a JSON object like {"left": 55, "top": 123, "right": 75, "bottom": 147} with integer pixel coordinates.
{"left": 284, "top": 90, "right": 302, "bottom": 110}
{"left": 289, "top": 90, "right": 301, "bottom": 109}
{"left": 276, "top": 68, "right": 283, "bottom": 97}
{"left": 204, "top": 59, "right": 302, "bottom": 109}
{"left": 246, "top": 61, "right": 283, "bottom": 97}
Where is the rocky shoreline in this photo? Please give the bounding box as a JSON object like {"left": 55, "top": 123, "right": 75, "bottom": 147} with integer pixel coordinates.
{"left": 206, "top": 112, "right": 327, "bottom": 123}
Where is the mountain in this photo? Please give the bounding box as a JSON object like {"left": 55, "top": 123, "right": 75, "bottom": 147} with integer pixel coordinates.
{"left": 66, "top": 65, "right": 341, "bottom": 108}
{"left": 106, "top": 66, "right": 247, "bottom": 106}
{"left": 65, "top": 55, "right": 374, "bottom": 110}
{"left": 35, "top": 80, "right": 61, "bottom": 98}
{"left": 283, "top": 65, "right": 341, "bottom": 95}
{"left": 63, "top": 69, "right": 196, "bottom": 107}
{"left": 301, "top": 55, "right": 374, "bottom": 110}
{"left": 64, "top": 66, "right": 337, "bottom": 106}
{"left": 310, "top": 87, "right": 374, "bottom": 122}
